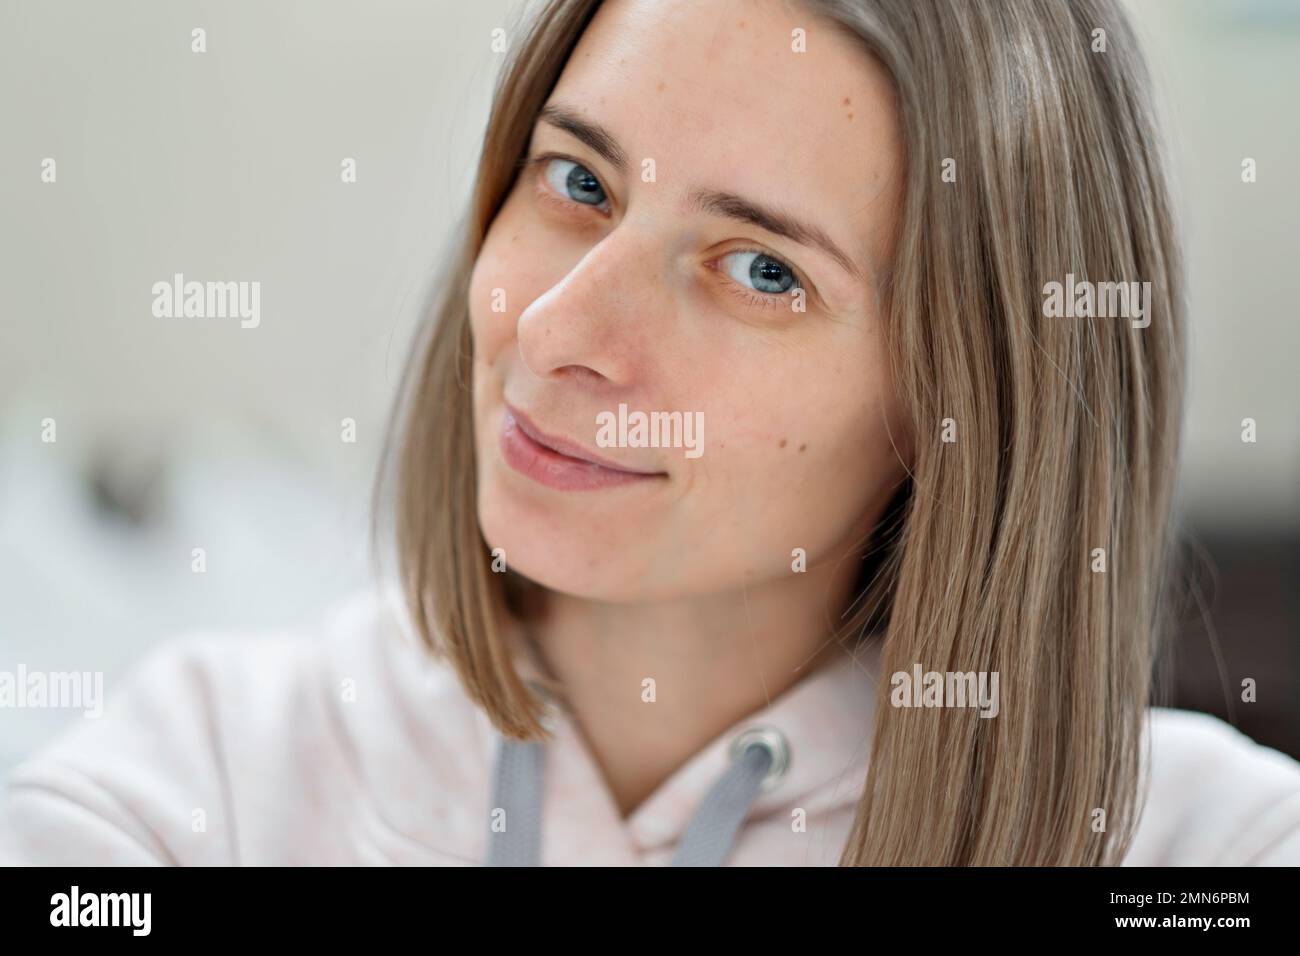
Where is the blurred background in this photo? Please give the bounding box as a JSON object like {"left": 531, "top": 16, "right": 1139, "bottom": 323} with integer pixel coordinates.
{"left": 0, "top": 0, "right": 1297, "bottom": 777}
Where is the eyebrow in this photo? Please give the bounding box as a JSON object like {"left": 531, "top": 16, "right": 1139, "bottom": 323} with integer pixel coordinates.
{"left": 536, "top": 102, "right": 861, "bottom": 281}
{"left": 538, "top": 103, "right": 629, "bottom": 171}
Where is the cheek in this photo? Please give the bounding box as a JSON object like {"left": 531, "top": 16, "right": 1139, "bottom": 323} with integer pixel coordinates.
{"left": 468, "top": 195, "right": 560, "bottom": 359}
{"left": 468, "top": 240, "right": 520, "bottom": 363}
{"left": 693, "top": 358, "right": 901, "bottom": 542}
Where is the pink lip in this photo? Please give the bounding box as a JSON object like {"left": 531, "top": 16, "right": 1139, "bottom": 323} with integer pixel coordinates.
{"left": 499, "top": 403, "right": 667, "bottom": 492}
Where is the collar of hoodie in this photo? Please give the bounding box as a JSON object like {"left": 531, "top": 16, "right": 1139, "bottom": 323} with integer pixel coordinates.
{"left": 495, "top": 638, "right": 882, "bottom": 859}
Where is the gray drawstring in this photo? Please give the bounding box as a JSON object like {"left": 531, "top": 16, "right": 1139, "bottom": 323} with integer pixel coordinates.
{"left": 668, "top": 737, "right": 774, "bottom": 866}
{"left": 483, "top": 736, "right": 545, "bottom": 866}
{"left": 485, "top": 720, "right": 789, "bottom": 866}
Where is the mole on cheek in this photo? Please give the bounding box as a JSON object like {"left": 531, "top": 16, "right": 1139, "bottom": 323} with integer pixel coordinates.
{"left": 799, "top": 443, "right": 807, "bottom": 452}
{"left": 778, "top": 438, "right": 787, "bottom": 449}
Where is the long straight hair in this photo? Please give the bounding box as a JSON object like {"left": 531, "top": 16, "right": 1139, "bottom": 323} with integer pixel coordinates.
{"left": 377, "top": 0, "right": 1185, "bottom": 866}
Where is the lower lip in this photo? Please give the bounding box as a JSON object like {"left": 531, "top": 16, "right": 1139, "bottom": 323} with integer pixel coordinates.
{"left": 498, "top": 410, "right": 665, "bottom": 492}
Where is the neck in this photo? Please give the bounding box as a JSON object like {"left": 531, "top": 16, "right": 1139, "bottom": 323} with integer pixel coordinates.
{"left": 521, "top": 554, "right": 865, "bottom": 819}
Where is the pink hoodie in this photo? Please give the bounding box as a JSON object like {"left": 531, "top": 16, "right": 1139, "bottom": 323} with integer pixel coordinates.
{"left": 3, "top": 587, "right": 1299, "bottom": 865}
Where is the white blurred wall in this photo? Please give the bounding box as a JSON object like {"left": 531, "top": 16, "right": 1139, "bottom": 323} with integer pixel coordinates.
{"left": 0, "top": 0, "right": 521, "bottom": 771}
{"left": 1123, "top": 0, "right": 1300, "bottom": 531}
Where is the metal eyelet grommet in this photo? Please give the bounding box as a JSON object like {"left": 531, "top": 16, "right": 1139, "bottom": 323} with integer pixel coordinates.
{"left": 729, "top": 726, "right": 790, "bottom": 790}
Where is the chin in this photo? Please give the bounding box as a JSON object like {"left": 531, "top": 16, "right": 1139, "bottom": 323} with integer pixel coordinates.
{"left": 476, "top": 478, "right": 612, "bottom": 598}
{"left": 477, "top": 498, "right": 736, "bottom": 605}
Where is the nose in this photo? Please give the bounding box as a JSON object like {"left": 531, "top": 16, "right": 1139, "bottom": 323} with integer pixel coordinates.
{"left": 516, "top": 225, "right": 668, "bottom": 389}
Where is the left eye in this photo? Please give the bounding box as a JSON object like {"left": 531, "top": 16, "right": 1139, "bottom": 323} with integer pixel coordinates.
{"left": 542, "top": 158, "right": 608, "bottom": 208}
{"left": 718, "top": 251, "right": 799, "bottom": 295}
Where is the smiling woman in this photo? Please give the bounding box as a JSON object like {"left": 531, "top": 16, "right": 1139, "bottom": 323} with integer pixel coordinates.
{"left": 382, "top": 0, "right": 1300, "bottom": 867}
{"left": 467, "top": 3, "right": 905, "bottom": 613}
{"left": 3, "top": 0, "right": 1299, "bottom": 872}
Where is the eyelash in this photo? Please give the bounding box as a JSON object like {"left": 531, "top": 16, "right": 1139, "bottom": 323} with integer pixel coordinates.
{"left": 525, "top": 151, "right": 811, "bottom": 312}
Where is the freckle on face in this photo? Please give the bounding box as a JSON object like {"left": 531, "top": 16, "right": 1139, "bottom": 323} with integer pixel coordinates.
{"left": 799, "top": 443, "right": 807, "bottom": 452}
{"left": 778, "top": 438, "right": 787, "bottom": 448}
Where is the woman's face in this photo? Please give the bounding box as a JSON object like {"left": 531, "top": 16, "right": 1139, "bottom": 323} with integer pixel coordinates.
{"left": 469, "top": 0, "right": 908, "bottom": 602}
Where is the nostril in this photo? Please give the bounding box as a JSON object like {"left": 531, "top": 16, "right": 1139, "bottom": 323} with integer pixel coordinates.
{"left": 555, "top": 365, "right": 607, "bottom": 385}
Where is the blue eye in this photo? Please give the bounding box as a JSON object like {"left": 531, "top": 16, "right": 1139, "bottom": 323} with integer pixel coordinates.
{"left": 718, "top": 250, "right": 800, "bottom": 295}
{"left": 542, "top": 157, "right": 608, "bottom": 208}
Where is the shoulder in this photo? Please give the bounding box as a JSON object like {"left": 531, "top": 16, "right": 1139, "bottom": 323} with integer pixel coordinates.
{"left": 1124, "top": 707, "right": 1300, "bottom": 865}
{"left": 0, "top": 586, "right": 492, "bottom": 865}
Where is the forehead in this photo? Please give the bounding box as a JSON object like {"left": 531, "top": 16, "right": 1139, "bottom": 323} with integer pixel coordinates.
{"left": 545, "top": 0, "right": 903, "bottom": 270}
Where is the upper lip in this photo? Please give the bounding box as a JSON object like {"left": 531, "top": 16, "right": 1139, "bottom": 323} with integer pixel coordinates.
{"left": 505, "top": 402, "right": 665, "bottom": 475}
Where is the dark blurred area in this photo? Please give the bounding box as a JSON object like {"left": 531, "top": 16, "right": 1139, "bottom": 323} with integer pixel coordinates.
{"left": 1164, "top": 530, "right": 1300, "bottom": 759}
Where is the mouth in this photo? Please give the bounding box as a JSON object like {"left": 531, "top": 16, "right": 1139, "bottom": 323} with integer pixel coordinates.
{"left": 499, "top": 402, "right": 668, "bottom": 492}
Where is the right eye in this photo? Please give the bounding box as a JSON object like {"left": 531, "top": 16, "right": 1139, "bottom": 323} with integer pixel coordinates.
{"left": 537, "top": 156, "right": 611, "bottom": 212}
